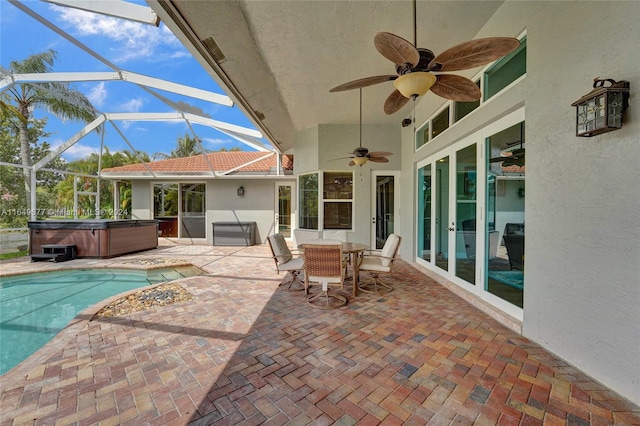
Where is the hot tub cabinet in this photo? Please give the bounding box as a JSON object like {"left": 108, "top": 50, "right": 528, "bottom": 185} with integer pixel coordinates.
{"left": 29, "top": 220, "right": 158, "bottom": 259}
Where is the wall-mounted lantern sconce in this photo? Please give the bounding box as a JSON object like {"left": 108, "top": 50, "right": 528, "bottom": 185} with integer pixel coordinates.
{"left": 571, "top": 78, "right": 630, "bottom": 137}
{"left": 237, "top": 186, "right": 244, "bottom": 197}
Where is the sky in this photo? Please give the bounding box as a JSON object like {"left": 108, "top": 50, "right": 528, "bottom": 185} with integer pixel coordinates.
{"left": 0, "top": 0, "right": 266, "bottom": 163}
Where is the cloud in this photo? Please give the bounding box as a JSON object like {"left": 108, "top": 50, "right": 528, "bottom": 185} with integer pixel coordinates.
{"left": 52, "top": 6, "right": 185, "bottom": 64}
{"left": 86, "top": 82, "right": 107, "bottom": 108}
{"left": 50, "top": 141, "right": 98, "bottom": 161}
{"left": 203, "top": 137, "right": 234, "bottom": 147}
{"left": 118, "top": 98, "right": 144, "bottom": 112}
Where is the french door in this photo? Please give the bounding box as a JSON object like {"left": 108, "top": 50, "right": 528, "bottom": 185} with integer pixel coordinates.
{"left": 370, "top": 171, "right": 400, "bottom": 249}
{"left": 416, "top": 108, "right": 525, "bottom": 320}
{"left": 275, "top": 182, "right": 295, "bottom": 240}
{"left": 417, "top": 136, "right": 479, "bottom": 289}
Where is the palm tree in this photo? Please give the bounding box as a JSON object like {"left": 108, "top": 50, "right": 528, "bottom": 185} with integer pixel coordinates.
{"left": 3, "top": 50, "right": 97, "bottom": 209}
{"left": 0, "top": 99, "right": 26, "bottom": 123}
{"left": 119, "top": 149, "right": 150, "bottom": 164}
{"left": 153, "top": 133, "right": 204, "bottom": 159}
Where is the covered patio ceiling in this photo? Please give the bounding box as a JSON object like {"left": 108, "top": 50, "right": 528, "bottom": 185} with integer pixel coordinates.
{"left": 149, "top": 0, "right": 505, "bottom": 152}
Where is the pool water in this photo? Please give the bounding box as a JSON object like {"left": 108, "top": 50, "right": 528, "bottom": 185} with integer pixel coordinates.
{"left": 0, "top": 267, "right": 200, "bottom": 375}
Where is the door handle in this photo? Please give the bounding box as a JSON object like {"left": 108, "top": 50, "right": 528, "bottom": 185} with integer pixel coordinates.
{"left": 448, "top": 227, "right": 455, "bottom": 231}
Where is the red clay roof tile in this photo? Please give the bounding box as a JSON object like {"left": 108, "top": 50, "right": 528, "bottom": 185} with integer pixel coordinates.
{"left": 102, "top": 151, "right": 293, "bottom": 174}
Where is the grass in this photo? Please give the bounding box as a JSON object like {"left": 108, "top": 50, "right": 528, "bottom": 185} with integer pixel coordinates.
{"left": 0, "top": 251, "right": 28, "bottom": 260}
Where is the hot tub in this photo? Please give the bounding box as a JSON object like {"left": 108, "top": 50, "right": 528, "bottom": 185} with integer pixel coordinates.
{"left": 28, "top": 220, "right": 158, "bottom": 259}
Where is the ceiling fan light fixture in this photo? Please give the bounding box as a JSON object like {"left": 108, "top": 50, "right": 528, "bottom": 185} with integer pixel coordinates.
{"left": 353, "top": 157, "right": 368, "bottom": 166}
{"left": 394, "top": 72, "right": 437, "bottom": 99}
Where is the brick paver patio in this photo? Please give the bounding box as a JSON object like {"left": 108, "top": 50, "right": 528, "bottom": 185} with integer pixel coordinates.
{"left": 1, "top": 242, "right": 639, "bottom": 425}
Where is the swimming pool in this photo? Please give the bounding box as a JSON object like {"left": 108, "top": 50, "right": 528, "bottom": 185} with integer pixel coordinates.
{"left": 0, "top": 267, "right": 200, "bottom": 375}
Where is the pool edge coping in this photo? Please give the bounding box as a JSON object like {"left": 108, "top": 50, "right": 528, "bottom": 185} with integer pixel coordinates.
{"left": 0, "top": 269, "right": 203, "bottom": 381}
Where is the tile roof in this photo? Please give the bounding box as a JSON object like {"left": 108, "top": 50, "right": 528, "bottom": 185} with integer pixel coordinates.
{"left": 502, "top": 164, "right": 525, "bottom": 173}
{"left": 101, "top": 151, "right": 293, "bottom": 175}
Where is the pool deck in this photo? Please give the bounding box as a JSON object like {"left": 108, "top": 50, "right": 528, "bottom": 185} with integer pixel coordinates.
{"left": 1, "top": 240, "right": 639, "bottom": 425}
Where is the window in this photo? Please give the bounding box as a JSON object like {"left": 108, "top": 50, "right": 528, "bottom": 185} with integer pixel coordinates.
{"left": 416, "top": 122, "right": 429, "bottom": 150}
{"left": 416, "top": 36, "right": 525, "bottom": 152}
{"left": 484, "top": 38, "right": 527, "bottom": 100}
{"left": 154, "top": 184, "right": 179, "bottom": 218}
{"left": 298, "top": 173, "right": 318, "bottom": 229}
{"left": 298, "top": 171, "right": 353, "bottom": 230}
{"left": 432, "top": 106, "right": 450, "bottom": 139}
{"left": 323, "top": 171, "right": 353, "bottom": 229}
{"left": 454, "top": 81, "right": 481, "bottom": 122}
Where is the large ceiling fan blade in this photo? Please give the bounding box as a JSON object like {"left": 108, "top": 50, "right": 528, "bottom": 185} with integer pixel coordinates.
{"left": 367, "top": 151, "right": 393, "bottom": 157}
{"left": 428, "top": 37, "right": 520, "bottom": 72}
{"left": 384, "top": 89, "right": 410, "bottom": 115}
{"left": 374, "top": 32, "right": 420, "bottom": 67}
{"left": 368, "top": 156, "right": 390, "bottom": 163}
{"left": 431, "top": 74, "right": 481, "bottom": 102}
{"left": 329, "top": 75, "right": 398, "bottom": 92}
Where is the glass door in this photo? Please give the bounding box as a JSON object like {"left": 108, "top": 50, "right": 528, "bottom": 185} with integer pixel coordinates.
{"left": 415, "top": 108, "right": 524, "bottom": 320}
{"left": 417, "top": 164, "right": 431, "bottom": 262}
{"left": 275, "top": 182, "right": 294, "bottom": 239}
{"left": 371, "top": 171, "right": 400, "bottom": 249}
{"left": 486, "top": 120, "right": 525, "bottom": 308}
{"left": 455, "top": 143, "right": 477, "bottom": 285}
{"left": 154, "top": 183, "right": 179, "bottom": 237}
{"left": 434, "top": 155, "right": 450, "bottom": 271}
{"left": 416, "top": 138, "right": 479, "bottom": 288}
{"left": 180, "top": 183, "right": 206, "bottom": 239}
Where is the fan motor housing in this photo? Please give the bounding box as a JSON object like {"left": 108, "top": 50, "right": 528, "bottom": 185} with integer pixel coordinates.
{"left": 397, "top": 48, "right": 435, "bottom": 74}
{"left": 353, "top": 147, "right": 369, "bottom": 157}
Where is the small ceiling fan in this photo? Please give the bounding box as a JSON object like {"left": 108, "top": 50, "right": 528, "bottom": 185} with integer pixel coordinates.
{"left": 490, "top": 124, "right": 525, "bottom": 167}
{"left": 329, "top": 0, "right": 520, "bottom": 115}
{"left": 340, "top": 89, "right": 393, "bottom": 167}
{"left": 489, "top": 145, "right": 525, "bottom": 167}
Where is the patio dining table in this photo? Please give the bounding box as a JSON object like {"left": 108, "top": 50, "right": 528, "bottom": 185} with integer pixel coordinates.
{"left": 300, "top": 241, "right": 368, "bottom": 297}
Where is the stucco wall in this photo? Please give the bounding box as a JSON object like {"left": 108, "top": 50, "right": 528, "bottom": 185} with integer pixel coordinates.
{"left": 207, "top": 179, "right": 291, "bottom": 244}
{"left": 294, "top": 124, "right": 400, "bottom": 245}
{"left": 513, "top": 1, "right": 639, "bottom": 404}
{"left": 129, "top": 178, "right": 293, "bottom": 245}
{"left": 398, "top": 1, "right": 640, "bottom": 404}
{"left": 131, "top": 180, "right": 151, "bottom": 219}
{"left": 293, "top": 126, "right": 319, "bottom": 174}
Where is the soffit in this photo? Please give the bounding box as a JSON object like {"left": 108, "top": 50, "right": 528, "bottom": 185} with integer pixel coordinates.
{"left": 158, "top": 0, "right": 504, "bottom": 152}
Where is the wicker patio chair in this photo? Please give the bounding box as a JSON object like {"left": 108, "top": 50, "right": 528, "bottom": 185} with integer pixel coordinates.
{"left": 303, "top": 241, "right": 347, "bottom": 309}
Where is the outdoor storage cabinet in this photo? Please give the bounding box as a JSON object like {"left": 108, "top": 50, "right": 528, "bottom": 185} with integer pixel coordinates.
{"left": 212, "top": 221, "right": 257, "bottom": 246}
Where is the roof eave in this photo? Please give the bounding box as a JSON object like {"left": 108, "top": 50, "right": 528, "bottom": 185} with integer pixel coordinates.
{"left": 101, "top": 171, "right": 294, "bottom": 180}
